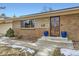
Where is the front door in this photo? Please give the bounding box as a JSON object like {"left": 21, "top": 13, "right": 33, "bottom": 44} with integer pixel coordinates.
{"left": 50, "top": 16, "right": 60, "bottom": 37}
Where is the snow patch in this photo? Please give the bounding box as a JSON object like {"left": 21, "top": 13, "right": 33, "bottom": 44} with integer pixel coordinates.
{"left": 61, "top": 48, "right": 79, "bottom": 56}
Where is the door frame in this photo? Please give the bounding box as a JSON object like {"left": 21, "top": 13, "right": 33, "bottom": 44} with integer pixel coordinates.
{"left": 50, "top": 16, "right": 60, "bottom": 36}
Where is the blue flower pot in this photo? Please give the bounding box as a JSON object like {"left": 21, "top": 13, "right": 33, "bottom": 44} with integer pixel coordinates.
{"left": 61, "top": 31, "right": 67, "bottom": 38}
{"left": 44, "top": 31, "right": 49, "bottom": 36}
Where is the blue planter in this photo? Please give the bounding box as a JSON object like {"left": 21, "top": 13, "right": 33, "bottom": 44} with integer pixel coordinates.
{"left": 61, "top": 31, "right": 67, "bottom": 38}
{"left": 44, "top": 31, "right": 49, "bottom": 36}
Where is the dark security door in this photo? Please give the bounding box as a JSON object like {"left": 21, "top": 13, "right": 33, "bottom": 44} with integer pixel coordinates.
{"left": 50, "top": 16, "right": 60, "bottom": 37}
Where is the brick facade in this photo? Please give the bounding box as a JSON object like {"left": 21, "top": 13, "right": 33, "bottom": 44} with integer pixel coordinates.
{"left": 13, "top": 13, "right": 79, "bottom": 42}
{"left": 60, "top": 14, "right": 79, "bottom": 41}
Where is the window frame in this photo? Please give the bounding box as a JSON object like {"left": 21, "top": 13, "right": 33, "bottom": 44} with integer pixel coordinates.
{"left": 21, "top": 19, "right": 35, "bottom": 29}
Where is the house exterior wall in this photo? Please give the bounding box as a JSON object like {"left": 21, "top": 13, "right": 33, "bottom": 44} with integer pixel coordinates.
{"left": 60, "top": 14, "right": 79, "bottom": 41}
{"left": 34, "top": 17, "right": 50, "bottom": 28}
{"left": 13, "top": 13, "right": 79, "bottom": 41}
{"left": 0, "top": 23, "right": 12, "bottom": 35}
{"left": 13, "top": 17, "right": 50, "bottom": 41}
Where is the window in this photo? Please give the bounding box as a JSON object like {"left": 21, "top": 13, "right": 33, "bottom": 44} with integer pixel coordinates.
{"left": 54, "top": 16, "right": 60, "bottom": 27}
{"left": 21, "top": 20, "right": 35, "bottom": 28}
{"left": 51, "top": 16, "right": 60, "bottom": 27}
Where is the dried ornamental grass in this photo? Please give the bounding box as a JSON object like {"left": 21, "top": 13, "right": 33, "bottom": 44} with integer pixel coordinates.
{"left": 0, "top": 44, "right": 27, "bottom": 56}
{"left": 52, "top": 48, "right": 64, "bottom": 56}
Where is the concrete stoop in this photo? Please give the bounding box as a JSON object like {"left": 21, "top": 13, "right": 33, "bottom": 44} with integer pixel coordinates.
{"left": 36, "top": 36, "right": 73, "bottom": 49}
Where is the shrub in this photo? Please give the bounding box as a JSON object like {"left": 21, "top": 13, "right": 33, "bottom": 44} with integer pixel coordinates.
{"left": 5, "top": 28, "right": 15, "bottom": 37}
{"left": 52, "top": 48, "right": 64, "bottom": 56}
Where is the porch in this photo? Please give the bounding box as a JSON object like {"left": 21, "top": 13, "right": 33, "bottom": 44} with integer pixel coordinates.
{"left": 36, "top": 36, "right": 73, "bottom": 49}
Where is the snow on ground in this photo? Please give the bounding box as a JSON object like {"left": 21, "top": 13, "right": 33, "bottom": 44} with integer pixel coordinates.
{"left": 0, "top": 37, "right": 38, "bottom": 56}
{"left": 0, "top": 37, "right": 79, "bottom": 56}
{"left": 61, "top": 48, "right": 79, "bottom": 56}
{"left": 35, "top": 48, "right": 52, "bottom": 56}
{"left": 0, "top": 37, "right": 38, "bottom": 48}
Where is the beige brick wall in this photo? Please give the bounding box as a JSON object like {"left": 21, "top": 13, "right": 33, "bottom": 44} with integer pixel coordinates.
{"left": 34, "top": 17, "right": 50, "bottom": 28}
{"left": 13, "top": 28, "right": 49, "bottom": 42}
{"left": 12, "top": 20, "right": 21, "bottom": 29}
{"left": 13, "top": 13, "right": 79, "bottom": 41}
{"left": 13, "top": 17, "right": 50, "bottom": 29}
{"left": 13, "top": 17, "right": 50, "bottom": 41}
{"left": 60, "top": 14, "right": 79, "bottom": 41}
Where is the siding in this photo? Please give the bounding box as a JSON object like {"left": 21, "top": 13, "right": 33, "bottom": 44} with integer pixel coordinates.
{"left": 0, "top": 23, "right": 12, "bottom": 35}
